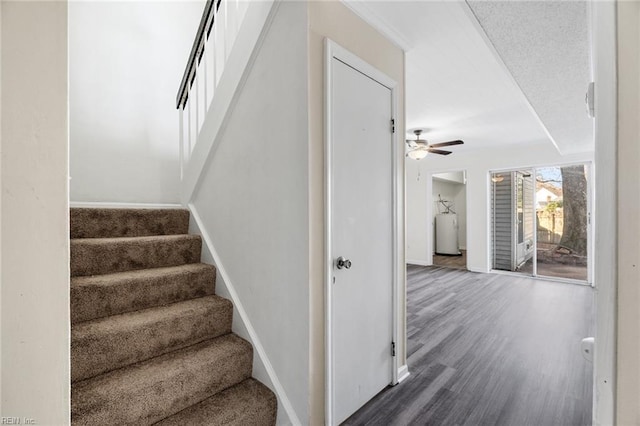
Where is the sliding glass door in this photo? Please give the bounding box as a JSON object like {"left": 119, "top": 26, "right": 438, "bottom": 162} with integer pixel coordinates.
{"left": 534, "top": 165, "right": 589, "bottom": 282}
{"left": 491, "top": 164, "right": 591, "bottom": 284}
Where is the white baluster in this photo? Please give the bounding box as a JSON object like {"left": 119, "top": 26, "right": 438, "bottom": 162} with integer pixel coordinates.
{"left": 196, "top": 45, "right": 206, "bottom": 133}
{"left": 195, "top": 68, "right": 200, "bottom": 136}
{"left": 206, "top": 28, "right": 215, "bottom": 109}
{"left": 179, "top": 107, "right": 184, "bottom": 179}
{"left": 191, "top": 84, "right": 198, "bottom": 153}
{"left": 202, "top": 35, "right": 208, "bottom": 116}
{"left": 187, "top": 93, "right": 193, "bottom": 160}
{"left": 212, "top": 5, "right": 218, "bottom": 88}
{"left": 179, "top": 0, "right": 238, "bottom": 173}
{"left": 214, "top": 2, "right": 224, "bottom": 86}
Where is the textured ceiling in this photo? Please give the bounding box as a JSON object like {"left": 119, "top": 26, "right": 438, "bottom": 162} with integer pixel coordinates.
{"left": 343, "top": 0, "right": 593, "bottom": 156}
{"left": 466, "top": 0, "right": 593, "bottom": 154}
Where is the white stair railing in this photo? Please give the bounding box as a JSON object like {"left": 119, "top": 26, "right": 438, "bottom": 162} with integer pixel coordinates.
{"left": 176, "top": 0, "right": 248, "bottom": 177}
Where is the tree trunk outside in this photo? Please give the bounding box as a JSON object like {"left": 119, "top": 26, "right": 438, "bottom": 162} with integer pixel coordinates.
{"left": 559, "top": 165, "right": 588, "bottom": 256}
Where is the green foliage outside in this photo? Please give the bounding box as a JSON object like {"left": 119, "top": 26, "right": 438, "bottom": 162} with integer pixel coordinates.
{"left": 545, "top": 200, "right": 563, "bottom": 213}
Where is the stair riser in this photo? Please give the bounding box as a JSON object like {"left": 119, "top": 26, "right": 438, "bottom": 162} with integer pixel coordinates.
{"left": 70, "top": 236, "right": 202, "bottom": 277}
{"left": 71, "top": 297, "right": 233, "bottom": 382}
{"left": 70, "top": 208, "right": 190, "bottom": 238}
{"left": 71, "top": 265, "right": 216, "bottom": 323}
{"left": 71, "top": 337, "right": 253, "bottom": 426}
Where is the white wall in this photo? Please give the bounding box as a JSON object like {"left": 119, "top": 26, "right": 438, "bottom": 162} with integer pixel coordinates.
{"left": 69, "top": 1, "right": 204, "bottom": 204}
{"left": 406, "top": 164, "right": 430, "bottom": 266}
{"left": 432, "top": 178, "right": 467, "bottom": 250}
{"left": 1, "top": 2, "right": 70, "bottom": 422}
{"left": 190, "top": 2, "right": 309, "bottom": 423}
{"left": 406, "top": 142, "right": 593, "bottom": 272}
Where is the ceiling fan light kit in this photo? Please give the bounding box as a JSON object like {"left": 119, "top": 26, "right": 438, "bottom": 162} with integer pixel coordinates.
{"left": 405, "top": 129, "right": 464, "bottom": 160}
{"left": 407, "top": 149, "right": 428, "bottom": 160}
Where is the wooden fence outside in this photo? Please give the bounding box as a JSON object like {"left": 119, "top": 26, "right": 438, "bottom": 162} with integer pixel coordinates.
{"left": 537, "top": 209, "right": 563, "bottom": 244}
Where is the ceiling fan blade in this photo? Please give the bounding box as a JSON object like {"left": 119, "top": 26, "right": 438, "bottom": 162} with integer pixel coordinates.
{"left": 428, "top": 140, "right": 464, "bottom": 148}
{"left": 427, "top": 148, "right": 452, "bottom": 155}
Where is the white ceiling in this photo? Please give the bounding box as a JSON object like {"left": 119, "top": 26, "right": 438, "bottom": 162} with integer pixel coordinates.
{"left": 343, "top": 0, "right": 593, "bottom": 156}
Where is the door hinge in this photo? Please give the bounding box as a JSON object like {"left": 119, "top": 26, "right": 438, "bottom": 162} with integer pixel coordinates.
{"left": 391, "top": 341, "right": 396, "bottom": 357}
{"left": 391, "top": 119, "right": 395, "bottom": 134}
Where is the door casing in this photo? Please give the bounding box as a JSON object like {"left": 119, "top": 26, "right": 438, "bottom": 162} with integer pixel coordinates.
{"left": 323, "top": 38, "right": 404, "bottom": 426}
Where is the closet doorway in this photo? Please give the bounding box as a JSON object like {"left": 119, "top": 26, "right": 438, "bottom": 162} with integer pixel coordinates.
{"left": 432, "top": 171, "right": 467, "bottom": 270}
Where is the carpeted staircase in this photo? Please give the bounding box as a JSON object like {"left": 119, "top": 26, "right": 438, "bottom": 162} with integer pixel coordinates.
{"left": 70, "top": 208, "right": 277, "bottom": 425}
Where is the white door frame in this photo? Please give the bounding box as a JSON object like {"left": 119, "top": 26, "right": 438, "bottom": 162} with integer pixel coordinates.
{"left": 324, "top": 38, "right": 404, "bottom": 426}
{"left": 427, "top": 169, "right": 468, "bottom": 266}
{"left": 591, "top": 1, "right": 617, "bottom": 423}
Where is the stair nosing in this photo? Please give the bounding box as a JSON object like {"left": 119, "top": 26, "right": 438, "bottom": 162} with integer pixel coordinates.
{"left": 70, "top": 234, "right": 201, "bottom": 244}
{"left": 71, "top": 334, "right": 253, "bottom": 425}
{"left": 70, "top": 207, "right": 189, "bottom": 212}
{"left": 71, "top": 263, "right": 215, "bottom": 285}
{"left": 71, "top": 293, "right": 230, "bottom": 327}
{"left": 72, "top": 333, "right": 251, "bottom": 387}
{"left": 71, "top": 296, "right": 235, "bottom": 382}
{"left": 153, "top": 378, "right": 276, "bottom": 426}
{"left": 70, "top": 263, "right": 216, "bottom": 324}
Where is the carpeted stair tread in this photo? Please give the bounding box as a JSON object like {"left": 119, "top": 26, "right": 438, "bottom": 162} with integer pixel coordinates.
{"left": 154, "top": 378, "right": 277, "bottom": 426}
{"left": 71, "top": 334, "right": 253, "bottom": 426}
{"left": 71, "top": 234, "right": 202, "bottom": 277}
{"left": 70, "top": 208, "right": 277, "bottom": 424}
{"left": 71, "top": 263, "right": 216, "bottom": 323}
{"left": 72, "top": 295, "right": 233, "bottom": 382}
{"left": 70, "top": 208, "right": 190, "bottom": 239}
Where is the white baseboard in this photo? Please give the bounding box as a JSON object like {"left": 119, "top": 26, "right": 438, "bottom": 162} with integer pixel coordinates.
{"left": 397, "top": 364, "right": 410, "bottom": 384}
{"left": 188, "top": 204, "right": 301, "bottom": 426}
{"left": 406, "top": 259, "right": 432, "bottom": 267}
{"left": 70, "top": 201, "right": 184, "bottom": 209}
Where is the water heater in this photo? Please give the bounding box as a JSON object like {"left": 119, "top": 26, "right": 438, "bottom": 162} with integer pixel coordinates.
{"left": 435, "top": 213, "right": 461, "bottom": 255}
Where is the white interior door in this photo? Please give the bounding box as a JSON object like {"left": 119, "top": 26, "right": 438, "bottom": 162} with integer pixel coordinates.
{"left": 328, "top": 52, "right": 394, "bottom": 424}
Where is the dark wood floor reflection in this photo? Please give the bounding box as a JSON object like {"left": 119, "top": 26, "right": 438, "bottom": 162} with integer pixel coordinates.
{"left": 343, "top": 265, "right": 594, "bottom": 426}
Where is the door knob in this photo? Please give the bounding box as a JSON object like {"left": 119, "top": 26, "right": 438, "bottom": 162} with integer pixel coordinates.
{"left": 336, "top": 256, "right": 352, "bottom": 270}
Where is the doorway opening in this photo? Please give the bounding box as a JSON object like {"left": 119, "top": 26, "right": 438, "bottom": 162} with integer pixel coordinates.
{"left": 432, "top": 171, "right": 467, "bottom": 270}
{"left": 490, "top": 163, "right": 591, "bottom": 284}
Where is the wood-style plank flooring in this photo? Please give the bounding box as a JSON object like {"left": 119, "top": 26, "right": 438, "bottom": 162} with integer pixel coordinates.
{"left": 344, "top": 265, "right": 594, "bottom": 426}
{"left": 433, "top": 250, "right": 467, "bottom": 270}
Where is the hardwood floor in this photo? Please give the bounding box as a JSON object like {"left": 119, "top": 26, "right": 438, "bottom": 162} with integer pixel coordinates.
{"left": 343, "top": 265, "right": 594, "bottom": 426}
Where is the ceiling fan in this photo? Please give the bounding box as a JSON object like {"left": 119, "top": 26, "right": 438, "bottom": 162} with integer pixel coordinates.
{"left": 405, "top": 130, "right": 464, "bottom": 160}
